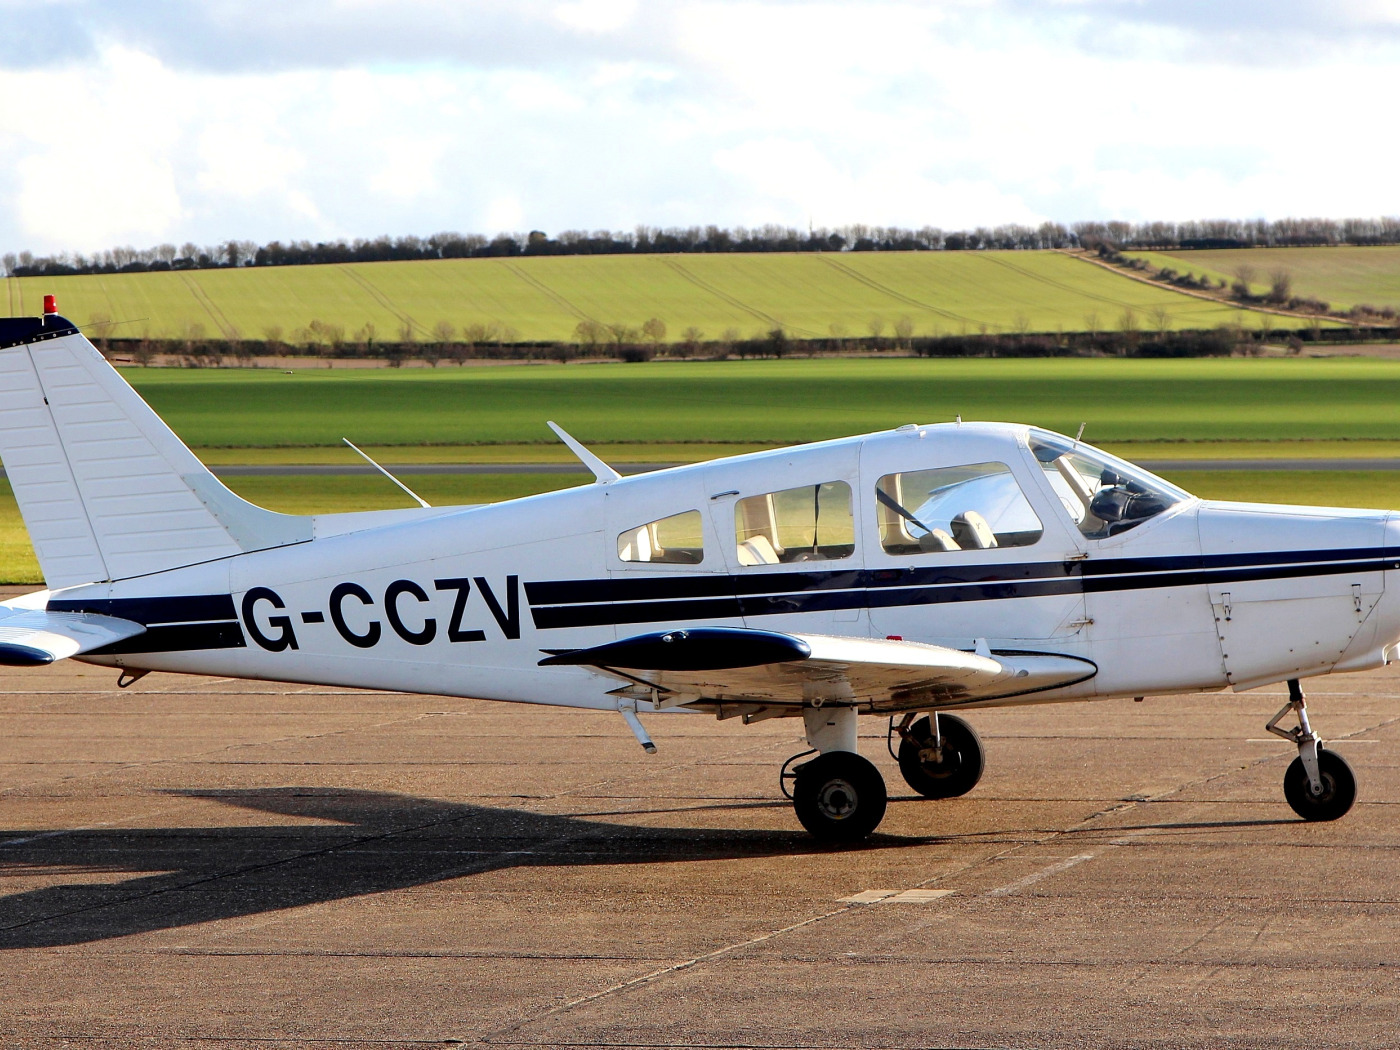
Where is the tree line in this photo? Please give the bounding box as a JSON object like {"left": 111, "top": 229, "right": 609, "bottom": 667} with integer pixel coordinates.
{"left": 96, "top": 318, "right": 1400, "bottom": 370}
{"left": 6, "top": 215, "right": 1400, "bottom": 278}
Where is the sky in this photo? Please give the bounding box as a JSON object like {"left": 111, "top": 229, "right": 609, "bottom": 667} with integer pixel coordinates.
{"left": 0, "top": 0, "right": 1396, "bottom": 256}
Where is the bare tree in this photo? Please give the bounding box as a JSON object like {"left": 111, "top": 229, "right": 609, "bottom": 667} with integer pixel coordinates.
{"left": 719, "top": 327, "right": 740, "bottom": 358}
{"left": 1011, "top": 313, "right": 1031, "bottom": 336}
{"left": 424, "top": 320, "right": 455, "bottom": 366}
{"left": 894, "top": 315, "right": 915, "bottom": 348}
{"left": 355, "top": 322, "right": 378, "bottom": 358}
{"left": 1150, "top": 306, "right": 1172, "bottom": 335}
{"left": 640, "top": 317, "right": 667, "bottom": 347}
{"left": 607, "top": 323, "right": 638, "bottom": 355}
{"left": 677, "top": 326, "right": 704, "bottom": 358}
{"left": 573, "top": 319, "right": 606, "bottom": 354}
{"left": 1231, "top": 265, "right": 1257, "bottom": 300}
{"left": 1083, "top": 311, "right": 1100, "bottom": 337}
{"left": 868, "top": 316, "right": 886, "bottom": 347}
{"left": 1269, "top": 269, "right": 1292, "bottom": 304}
{"left": 1116, "top": 308, "right": 1139, "bottom": 355}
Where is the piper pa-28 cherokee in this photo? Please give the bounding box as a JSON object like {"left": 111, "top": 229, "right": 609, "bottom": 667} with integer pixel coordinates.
{"left": 2, "top": 300, "right": 1396, "bottom": 840}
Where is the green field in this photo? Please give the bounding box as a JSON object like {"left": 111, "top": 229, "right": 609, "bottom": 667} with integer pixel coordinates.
{"left": 1125, "top": 246, "right": 1400, "bottom": 312}
{"left": 112, "top": 357, "right": 1400, "bottom": 448}
{"left": 3, "top": 251, "right": 1303, "bottom": 342}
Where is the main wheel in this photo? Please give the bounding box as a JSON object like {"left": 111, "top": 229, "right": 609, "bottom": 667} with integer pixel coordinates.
{"left": 1283, "top": 747, "right": 1356, "bottom": 821}
{"left": 792, "top": 751, "right": 888, "bottom": 842}
{"left": 898, "top": 714, "right": 984, "bottom": 799}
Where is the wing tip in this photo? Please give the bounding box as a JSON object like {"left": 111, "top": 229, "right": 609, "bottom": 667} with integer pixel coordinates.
{"left": 0, "top": 643, "right": 56, "bottom": 666}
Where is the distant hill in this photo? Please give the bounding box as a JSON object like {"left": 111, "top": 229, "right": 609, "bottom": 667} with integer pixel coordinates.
{"left": 1125, "top": 246, "right": 1400, "bottom": 314}
{"left": 2, "top": 251, "right": 1299, "bottom": 343}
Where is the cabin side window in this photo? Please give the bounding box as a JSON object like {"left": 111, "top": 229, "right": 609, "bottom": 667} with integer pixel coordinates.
{"left": 617, "top": 510, "right": 704, "bottom": 564}
{"left": 734, "top": 482, "right": 855, "bottom": 565}
{"left": 875, "top": 462, "right": 1043, "bottom": 555}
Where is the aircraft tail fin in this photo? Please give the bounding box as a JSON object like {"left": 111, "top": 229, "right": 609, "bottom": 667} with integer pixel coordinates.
{"left": 0, "top": 312, "right": 310, "bottom": 589}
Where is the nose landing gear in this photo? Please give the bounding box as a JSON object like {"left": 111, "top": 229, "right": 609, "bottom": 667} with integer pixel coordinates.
{"left": 893, "top": 712, "right": 985, "bottom": 798}
{"left": 1268, "top": 679, "right": 1357, "bottom": 822}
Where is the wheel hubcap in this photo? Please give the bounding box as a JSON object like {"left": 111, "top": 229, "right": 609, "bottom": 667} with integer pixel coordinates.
{"left": 817, "top": 778, "right": 858, "bottom": 819}
{"left": 1310, "top": 773, "right": 1336, "bottom": 801}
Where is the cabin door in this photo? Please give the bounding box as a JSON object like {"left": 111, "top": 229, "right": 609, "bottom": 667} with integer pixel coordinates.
{"left": 859, "top": 437, "right": 1089, "bottom": 648}
{"left": 702, "top": 444, "right": 869, "bottom": 637}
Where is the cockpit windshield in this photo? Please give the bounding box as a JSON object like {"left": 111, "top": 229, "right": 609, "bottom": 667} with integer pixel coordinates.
{"left": 1028, "top": 429, "right": 1191, "bottom": 539}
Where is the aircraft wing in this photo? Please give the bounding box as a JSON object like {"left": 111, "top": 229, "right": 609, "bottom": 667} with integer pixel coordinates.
{"left": 0, "top": 604, "right": 147, "bottom": 666}
{"left": 540, "top": 627, "right": 1096, "bottom": 711}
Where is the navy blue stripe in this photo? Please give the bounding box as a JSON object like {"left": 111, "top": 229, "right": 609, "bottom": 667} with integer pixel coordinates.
{"left": 47, "top": 594, "right": 237, "bottom": 625}
{"left": 528, "top": 548, "right": 1396, "bottom": 630}
{"left": 526, "top": 547, "right": 1392, "bottom": 611}
{"left": 533, "top": 597, "right": 740, "bottom": 631}
{"left": 91, "top": 622, "right": 247, "bottom": 655}
{"left": 1080, "top": 546, "right": 1391, "bottom": 578}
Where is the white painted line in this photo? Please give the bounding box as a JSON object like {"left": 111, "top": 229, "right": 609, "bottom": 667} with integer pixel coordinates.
{"left": 986, "top": 853, "right": 1096, "bottom": 897}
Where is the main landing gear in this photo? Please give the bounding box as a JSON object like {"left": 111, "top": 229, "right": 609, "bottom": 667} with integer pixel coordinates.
{"left": 785, "top": 708, "right": 887, "bottom": 841}
{"left": 1267, "top": 679, "right": 1357, "bottom": 822}
{"left": 782, "top": 707, "right": 987, "bottom": 842}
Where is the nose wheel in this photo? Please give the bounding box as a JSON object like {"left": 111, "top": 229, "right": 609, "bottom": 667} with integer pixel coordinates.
{"left": 1269, "top": 679, "right": 1357, "bottom": 822}
{"left": 894, "top": 713, "right": 985, "bottom": 798}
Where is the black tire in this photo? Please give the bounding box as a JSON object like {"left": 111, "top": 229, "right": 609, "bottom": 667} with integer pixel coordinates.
{"left": 792, "top": 751, "right": 888, "bottom": 842}
{"left": 898, "top": 714, "right": 984, "bottom": 799}
{"left": 1283, "top": 747, "right": 1356, "bottom": 822}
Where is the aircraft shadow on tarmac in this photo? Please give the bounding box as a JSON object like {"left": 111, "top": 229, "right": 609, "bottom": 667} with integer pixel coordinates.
{"left": 0, "top": 787, "right": 912, "bottom": 949}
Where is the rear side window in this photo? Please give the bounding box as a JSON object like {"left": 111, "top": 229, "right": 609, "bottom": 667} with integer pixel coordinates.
{"left": 734, "top": 481, "right": 854, "bottom": 565}
{"left": 875, "top": 462, "right": 1043, "bottom": 555}
{"left": 617, "top": 510, "right": 704, "bottom": 564}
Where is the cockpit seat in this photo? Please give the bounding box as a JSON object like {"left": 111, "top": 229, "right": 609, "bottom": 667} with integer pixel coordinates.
{"left": 737, "top": 535, "right": 781, "bottom": 565}
{"left": 951, "top": 510, "right": 997, "bottom": 550}
{"left": 918, "top": 528, "right": 960, "bottom": 552}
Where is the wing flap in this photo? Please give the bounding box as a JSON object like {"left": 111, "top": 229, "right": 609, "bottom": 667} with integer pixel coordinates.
{"left": 0, "top": 605, "right": 147, "bottom": 666}
{"left": 541, "top": 627, "right": 1096, "bottom": 710}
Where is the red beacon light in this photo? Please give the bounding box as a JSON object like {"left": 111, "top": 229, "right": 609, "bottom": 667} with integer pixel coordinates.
{"left": 43, "top": 294, "right": 57, "bottom": 315}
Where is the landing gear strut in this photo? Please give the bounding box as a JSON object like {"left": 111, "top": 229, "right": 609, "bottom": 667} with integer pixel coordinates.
{"left": 893, "top": 712, "right": 985, "bottom": 798}
{"left": 788, "top": 707, "right": 887, "bottom": 842}
{"left": 1267, "top": 679, "right": 1356, "bottom": 822}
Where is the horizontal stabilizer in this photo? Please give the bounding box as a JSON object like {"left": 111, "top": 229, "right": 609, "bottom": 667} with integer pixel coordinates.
{"left": 0, "top": 603, "right": 146, "bottom": 666}
{"left": 543, "top": 627, "right": 1097, "bottom": 710}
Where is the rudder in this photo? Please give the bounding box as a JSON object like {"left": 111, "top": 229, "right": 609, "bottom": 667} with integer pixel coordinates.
{"left": 0, "top": 312, "right": 310, "bottom": 588}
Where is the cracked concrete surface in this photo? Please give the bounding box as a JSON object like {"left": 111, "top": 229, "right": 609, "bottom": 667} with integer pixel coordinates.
{"left": 2, "top": 590, "right": 1398, "bottom": 1048}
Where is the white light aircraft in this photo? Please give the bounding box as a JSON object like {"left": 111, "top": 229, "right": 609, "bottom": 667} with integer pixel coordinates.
{"left": 2, "top": 301, "right": 1396, "bottom": 840}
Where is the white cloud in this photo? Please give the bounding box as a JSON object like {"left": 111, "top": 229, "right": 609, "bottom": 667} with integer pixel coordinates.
{"left": 1, "top": 47, "right": 188, "bottom": 248}
{"left": 554, "top": 0, "right": 638, "bottom": 33}
{"left": 196, "top": 121, "right": 306, "bottom": 199}
{"left": 368, "top": 135, "right": 451, "bottom": 201}
{"left": 2, "top": 2, "right": 1400, "bottom": 258}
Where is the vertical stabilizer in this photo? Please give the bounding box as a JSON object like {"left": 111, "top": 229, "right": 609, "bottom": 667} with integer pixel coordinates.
{"left": 0, "top": 314, "right": 310, "bottom": 588}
